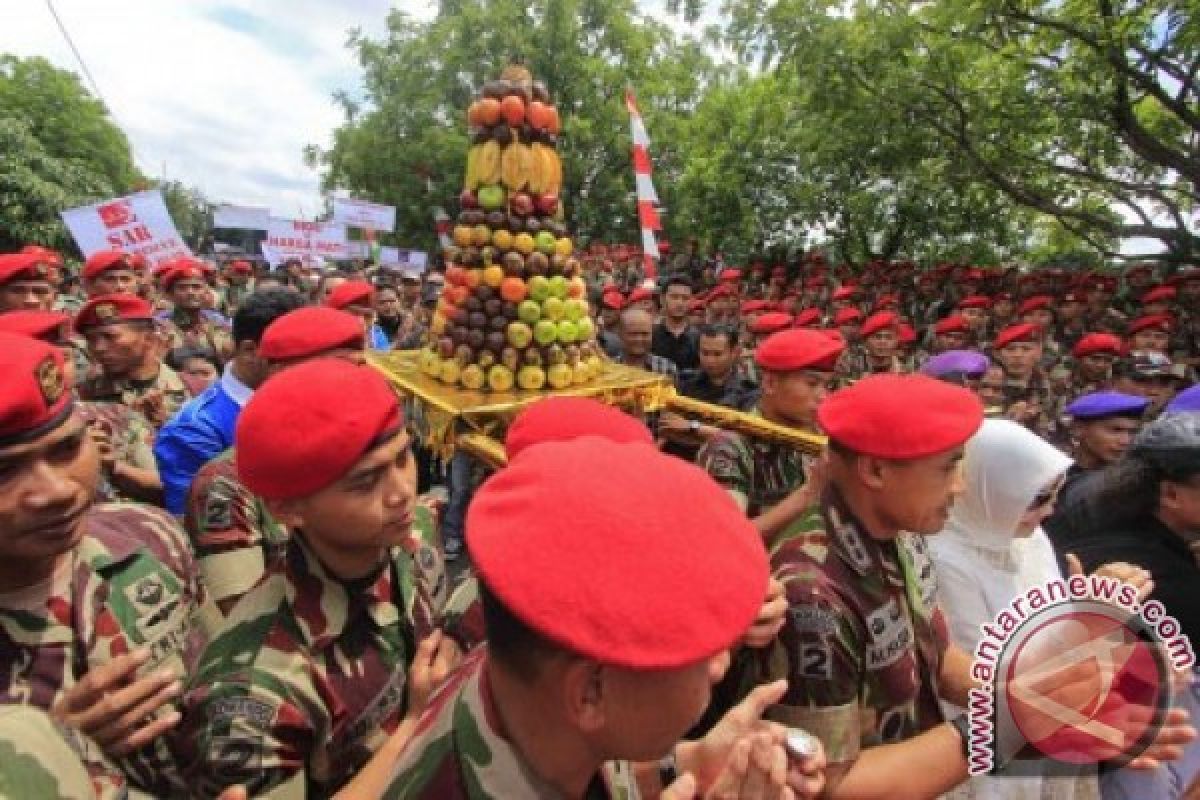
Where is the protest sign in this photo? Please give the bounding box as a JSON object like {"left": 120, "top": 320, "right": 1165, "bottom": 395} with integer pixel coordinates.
{"left": 264, "top": 218, "right": 349, "bottom": 262}
{"left": 61, "top": 190, "right": 191, "bottom": 266}
{"left": 332, "top": 197, "right": 396, "bottom": 232}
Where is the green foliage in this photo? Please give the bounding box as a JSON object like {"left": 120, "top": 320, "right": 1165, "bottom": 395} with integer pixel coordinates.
{"left": 308, "top": 0, "right": 727, "bottom": 253}
{"left": 157, "top": 179, "right": 214, "bottom": 252}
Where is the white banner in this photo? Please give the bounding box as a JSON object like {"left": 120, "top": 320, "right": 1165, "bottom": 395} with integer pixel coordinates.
{"left": 332, "top": 197, "right": 396, "bottom": 232}
{"left": 60, "top": 189, "right": 191, "bottom": 267}
{"left": 379, "top": 247, "right": 428, "bottom": 272}
{"left": 264, "top": 217, "right": 348, "bottom": 262}
{"left": 213, "top": 204, "right": 271, "bottom": 230}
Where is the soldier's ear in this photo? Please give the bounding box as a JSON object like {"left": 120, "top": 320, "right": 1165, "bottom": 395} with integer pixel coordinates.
{"left": 856, "top": 454, "right": 887, "bottom": 491}
{"left": 562, "top": 659, "right": 606, "bottom": 733}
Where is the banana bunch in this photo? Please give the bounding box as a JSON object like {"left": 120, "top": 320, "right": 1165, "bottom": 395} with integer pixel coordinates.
{"left": 464, "top": 141, "right": 502, "bottom": 190}
{"left": 528, "top": 143, "right": 563, "bottom": 195}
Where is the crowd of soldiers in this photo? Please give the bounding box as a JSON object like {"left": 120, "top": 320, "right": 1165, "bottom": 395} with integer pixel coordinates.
{"left": 2, "top": 240, "right": 1200, "bottom": 799}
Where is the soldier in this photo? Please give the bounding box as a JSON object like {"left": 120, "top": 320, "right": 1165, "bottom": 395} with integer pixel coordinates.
{"left": 218, "top": 259, "right": 256, "bottom": 317}
{"left": 0, "top": 250, "right": 57, "bottom": 312}
{"left": 928, "top": 315, "right": 972, "bottom": 356}
{"left": 759, "top": 374, "right": 1192, "bottom": 798}
{"left": 157, "top": 262, "right": 235, "bottom": 362}
{"left": 81, "top": 251, "right": 143, "bottom": 298}
{"left": 832, "top": 307, "right": 863, "bottom": 345}
{"left": 1126, "top": 313, "right": 1173, "bottom": 356}
{"left": 1068, "top": 332, "right": 1124, "bottom": 395}
{"left": 991, "top": 322, "right": 1064, "bottom": 441}
{"left": 180, "top": 359, "right": 473, "bottom": 797}
{"left": 1059, "top": 390, "right": 1149, "bottom": 501}
{"left": 75, "top": 293, "right": 189, "bottom": 430}
{"left": 326, "top": 279, "right": 391, "bottom": 350}
{"left": 154, "top": 288, "right": 307, "bottom": 515}
{"left": 0, "top": 333, "right": 218, "bottom": 796}
{"left": 837, "top": 311, "right": 907, "bottom": 382}
{"left": 183, "top": 305, "right": 368, "bottom": 613}
{"left": 0, "top": 704, "right": 124, "bottom": 799}
{"left": 378, "top": 437, "right": 825, "bottom": 799}
{"left": 700, "top": 329, "right": 843, "bottom": 543}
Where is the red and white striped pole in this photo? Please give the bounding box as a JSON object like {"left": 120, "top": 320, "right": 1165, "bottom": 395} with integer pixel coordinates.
{"left": 626, "top": 86, "right": 662, "bottom": 281}
{"left": 433, "top": 208, "right": 453, "bottom": 253}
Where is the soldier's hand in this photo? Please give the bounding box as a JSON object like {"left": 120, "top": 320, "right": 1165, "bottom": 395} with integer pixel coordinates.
{"left": 135, "top": 390, "right": 169, "bottom": 428}
{"left": 1089, "top": 559, "right": 1155, "bottom": 602}
{"left": 216, "top": 787, "right": 248, "bottom": 800}
{"left": 406, "top": 630, "right": 462, "bottom": 717}
{"left": 658, "top": 412, "right": 692, "bottom": 436}
{"left": 685, "top": 681, "right": 788, "bottom": 792}
{"left": 742, "top": 578, "right": 786, "bottom": 649}
{"left": 50, "top": 648, "right": 182, "bottom": 757}
{"left": 87, "top": 421, "right": 117, "bottom": 471}
{"left": 703, "top": 732, "right": 795, "bottom": 800}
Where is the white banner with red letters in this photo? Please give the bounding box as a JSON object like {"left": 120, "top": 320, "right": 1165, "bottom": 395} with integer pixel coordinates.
{"left": 332, "top": 197, "right": 396, "bottom": 232}
{"left": 60, "top": 189, "right": 192, "bottom": 267}
{"left": 264, "top": 217, "right": 349, "bottom": 263}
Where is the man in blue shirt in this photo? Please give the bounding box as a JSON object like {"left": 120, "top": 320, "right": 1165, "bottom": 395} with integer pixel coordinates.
{"left": 154, "top": 288, "right": 306, "bottom": 514}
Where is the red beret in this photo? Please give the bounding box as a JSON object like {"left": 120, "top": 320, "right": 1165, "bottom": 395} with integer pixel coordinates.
{"left": 236, "top": 359, "right": 402, "bottom": 500}
{"left": 601, "top": 291, "right": 625, "bottom": 311}
{"left": 259, "top": 307, "right": 365, "bottom": 362}
{"left": 793, "top": 308, "right": 822, "bottom": 327}
{"left": 874, "top": 294, "right": 900, "bottom": 310}
{"left": 1141, "top": 286, "right": 1176, "bottom": 305}
{"left": 229, "top": 260, "right": 254, "bottom": 275}
{"left": 994, "top": 322, "right": 1041, "bottom": 349}
{"left": 719, "top": 269, "right": 742, "bottom": 284}
{"left": 505, "top": 397, "right": 653, "bottom": 460}
{"left": 896, "top": 323, "right": 916, "bottom": 345}
{"left": 0, "top": 253, "right": 53, "bottom": 287}
{"left": 740, "top": 299, "right": 768, "bottom": 314}
{"left": 964, "top": 268, "right": 984, "bottom": 281}
{"left": 0, "top": 332, "right": 73, "bottom": 446}
{"left": 326, "top": 279, "right": 375, "bottom": 310}
{"left": 1127, "top": 313, "right": 1172, "bottom": 336}
{"left": 467, "top": 438, "right": 769, "bottom": 669}
{"left": 708, "top": 285, "right": 733, "bottom": 299}
{"left": 1072, "top": 332, "right": 1124, "bottom": 359}
{"left": 19, "top": 245, "right": 62, "bottom": 267}
{"left": 749, "top": 312, "right": 793, "bottom": 335}
{"left": 755, "top": 328, "right": 845, "bottom": 372}
{"left": 803, "top": 277, "right": 825, "bottom": 289}
{"left": 74, "top": 293, "right": 154, "bottom": 331}
{"left": 626, "top": 286, "right": 653, "bottom": 304}
{"left": 82, "top": 250, "right": 138, "bottom": 281}
{"left": 934, "top": 315, "right": 970, "bottom": 335}
{"left": 0, "top": 310, "right": 71, "bottom": 342}
{"left": 687, "top": 298, "right": 706, "bottom": 312}
{"left": 833, "top": 307, "right": 863, "bottom": 326}
{"left": 860, "top": 310, "right": 899, "bottom": 338}
{"left": 161, "top": 264, "right": 207, "bottom": 291}
{"left": 831, "top": 286, "right": 858, "bottom": 301}
{"left": 819, "top": 374, "right": 983, "bottom": 459}
{"left": 958, "top": 295, "right": 992, "bottom": 310}
{"left": 1018, "top": 295, "right": 1054, "bottom": 316}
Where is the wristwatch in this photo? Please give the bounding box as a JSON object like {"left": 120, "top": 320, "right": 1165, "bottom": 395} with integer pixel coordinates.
{"left": 688, "top": 419, "right": 701, "bottom": 434}
{"left": 949, "top": 713, "right": 971, "bottom": 759}
{"left": 658, "top": 747, "right": 679, "bottom": 788}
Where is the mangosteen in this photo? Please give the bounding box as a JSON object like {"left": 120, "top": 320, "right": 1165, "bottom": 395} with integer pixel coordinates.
{"left": 468, "top": 311, "right": 488, "bottom": 330}
{"left": 486, "top": 331, "right": 507, "bottom": 353}
{"left": 502, "top": 301, "right": 520, "bottom": 321}
{"left": 531, "top": 81, "right": 550, "bottom": 103}
{"left": 475, "top": 284, "right": 495, "bottom": 302}
{"left": 437, "top": 337, "right": 455, "bottom": 359}
{"left": 482, "top": 81, "right": 504, "bottom": 99}
{"left": 466, "top": 328, "right": 485, "bottom": 350}
{"left": 484, "top": 298, "right": 504, "bottom": 317}
{"left": 450, "top": 326, "right": 469, "bottom": 346}
{"left": 486, "top": 211, "right": 507, "bottom": 229}
{"left": 463, "top": 296, "right": 482, "bottom": 314}
{"left": 493, "top": 124, "right": 513, "bottom": 146}
{"left": 488, "top": 314, "right": 507, "bottom": 333}
{"left": 525, "top": 217, "right": 542, "bottom": 235}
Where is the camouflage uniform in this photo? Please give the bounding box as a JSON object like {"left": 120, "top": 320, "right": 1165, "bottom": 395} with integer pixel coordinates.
{"left": 0, "top": 705, "right": 123, "bottom": 800}
{"left": 836, "top": 347, "right": 910, "bottom": 384}
{"left": 179, "top": 529, "right": 477, "bottom": 798}
{"left": 698, "top": 407, "right": 811, "bottom": 522}
{"left": 382, "top": 648, "right": 642, "bottom": 799}
{"left": 217, "top": 281, "right": 254, "bottom": 319}
{"left": 751, "top": 491, "right": 950, "bottom": 764}
{"left": 77, "top": 401, "right": 158, "bottom": 504}
{"left": 184, "top": 448, "right": 289, "bottom": 616}
{"left": 999, "top": 369, "right": 1067, "bottom": 444}
{"left": 79, "top": 364, "right": 189, "bottom": 431}
{"left": 159, "top": 309, "right": 234, "bottom": 361}
{"left": 0, "top": 503, "right": 218, "bottom": 796}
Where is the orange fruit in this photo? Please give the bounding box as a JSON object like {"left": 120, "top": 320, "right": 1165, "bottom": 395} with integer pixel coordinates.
{"left": 514, "top": 233, "right": 535, "bottom": 255}
{"left": 478, "top": 97, "right": 501, "bottom": 126}
{"left": 500, "top": 276, "right": 528, "bottom": 303}
{"left": 501, "top": 95, "right": 525, "bottom": 127}
{"left": 452, "top": 225, "right": 473, "bottom": 247}
{"left": 528, "top": 101, "right": 550, "bottom": 131}
{"left": 546, "top": 106, "right": 560, "bottom": 134}
{"left": 471, "top": 224, "right": 491, "bottom": 246}
{"left": 483, "top": 265, "right": 505, "bottom": 288}
{"left": 465, "top": 269, "right": 483, "bottom": 288}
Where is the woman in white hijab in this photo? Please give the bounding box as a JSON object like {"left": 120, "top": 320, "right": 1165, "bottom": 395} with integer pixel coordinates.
{"left": 930, "top": 419, "right": 1092, "bottom": 800}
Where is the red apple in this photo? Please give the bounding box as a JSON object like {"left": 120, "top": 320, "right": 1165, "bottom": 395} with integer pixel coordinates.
{"left": 459, "top": 189, "right": 478, "bottom": 209}
{"left": 535, "top": 193, "right": 559, "bottom": 215}
{"left": 509, "top": 191, "right": 535, "bottom": 216}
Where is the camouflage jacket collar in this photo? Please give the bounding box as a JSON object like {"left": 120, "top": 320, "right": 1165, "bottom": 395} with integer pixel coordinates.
{"left": 822, "top": 489, "right": 903, "bottom": 585}
{"left": 283, "top": 535, "right": 408, "bottom": 651}
{"left": 77, "top": 505, "right": 150, "bottom": 573}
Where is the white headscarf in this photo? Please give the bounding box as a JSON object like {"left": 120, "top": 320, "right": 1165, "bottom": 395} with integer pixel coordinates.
{"left": 947, "top": 419, "right": 1073, "bottom": 548}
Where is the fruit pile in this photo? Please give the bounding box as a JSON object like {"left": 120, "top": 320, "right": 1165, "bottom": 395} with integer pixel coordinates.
{"left": 420, "top": 63, "right": 603, "bottom": 392}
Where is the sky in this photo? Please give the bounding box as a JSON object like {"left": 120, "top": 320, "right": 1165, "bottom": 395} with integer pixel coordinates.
{"left": 1, "top": 0, "right": 416, "bottom": 218}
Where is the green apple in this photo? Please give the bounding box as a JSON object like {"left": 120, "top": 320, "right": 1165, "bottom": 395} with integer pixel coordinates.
{"left": 574, "top": 316, "right": 595, "bottom": 341}
{"left": 478, "top": 185, "right": 506, "bottom": 211}
{"left": 517, "top": 365, "right": 546, "bottom": 391}
{"left": 507, "top": 321, "right": 533, "bottom": 349}
{"left": 517, "top": 299, "right": 541, "bottom": 324}
{"left": 439, "top": 359, "right": 462, "bottom": 385}
{"left": 528, "top": 275, "right": 551, "bottom": 303}
{"left": 548, "top": 275, "right": 568, "bottom": 299}
{"left": 534, "top": 318, "right": 558, "bottom": 345}
{"left": 542, "top": 296, "right": 565, "bottom": 321}
{"left": 564, "top": 297, "right": 586, "bottom": 321}
{"left": 547, "top": 363, "right": 573, "bottom": 389}
{"left": 556, "top": 319, "right": 578, "bottom": 344}
{"left": 535, "top": 230, "right": 557, "bottom": 254}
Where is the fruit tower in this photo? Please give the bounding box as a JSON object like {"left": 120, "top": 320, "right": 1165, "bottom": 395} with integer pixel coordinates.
{"left": 420, "top": 63, "right": 603, "bottom": 393}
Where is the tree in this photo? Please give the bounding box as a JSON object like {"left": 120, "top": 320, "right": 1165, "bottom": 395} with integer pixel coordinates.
{"left": 722, "top": 0, "right": 1198, "bottom": 263}
{"left": 307, "top": 0, "right": 726, "bottom": 253}
{"left": 0, "top": 55, "right": 140, "bottom": 252}
{"left": 158, "top": 180, "right": 214, "bottom": 253}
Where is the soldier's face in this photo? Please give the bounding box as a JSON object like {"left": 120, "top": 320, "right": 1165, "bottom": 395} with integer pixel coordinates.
{"left": 275, "top": 430, "right": 416, "bottom": 575}
{"left": 935, "top": 331, "right": 967, "bottom": 352}
{"left": 1080, "top": 353, "right": 1114, "bottom": 381}
{"left": 0, "top": 280, "right": 55, "bottom": 312}
{"left": 763, "top": 370, "right": 834, "bottom": 429}
{"left": 997, "top": 341, "right": 1042, "bottom": 377}
{"left": 591, "top": 650, "right": 730, "bottom": 761}
{"left": 1130, "top": 329, "right": 1170, "bottom": 353}
{"left": 865, "top": 329, "right": 897, "bottom": 359}
{"left": 170, "top": 278, "right": 209, "bottom": 311}
{"left": 0, "top": 416, "right": 98, "bottom": 567}
{"left": 1077, "top": 417, "right": 1140, "bottom": 467}
{"left": 959, "top": 308, "right": 986, "bottom": 329}
{"left": 89, "top": 270, "right": 139, "bottom": 296}
{"left": 871, "top": 447, "right": 967, "bottom": 536}
{"left": 84, "top": 323, "right": 155, "bottom": 377}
